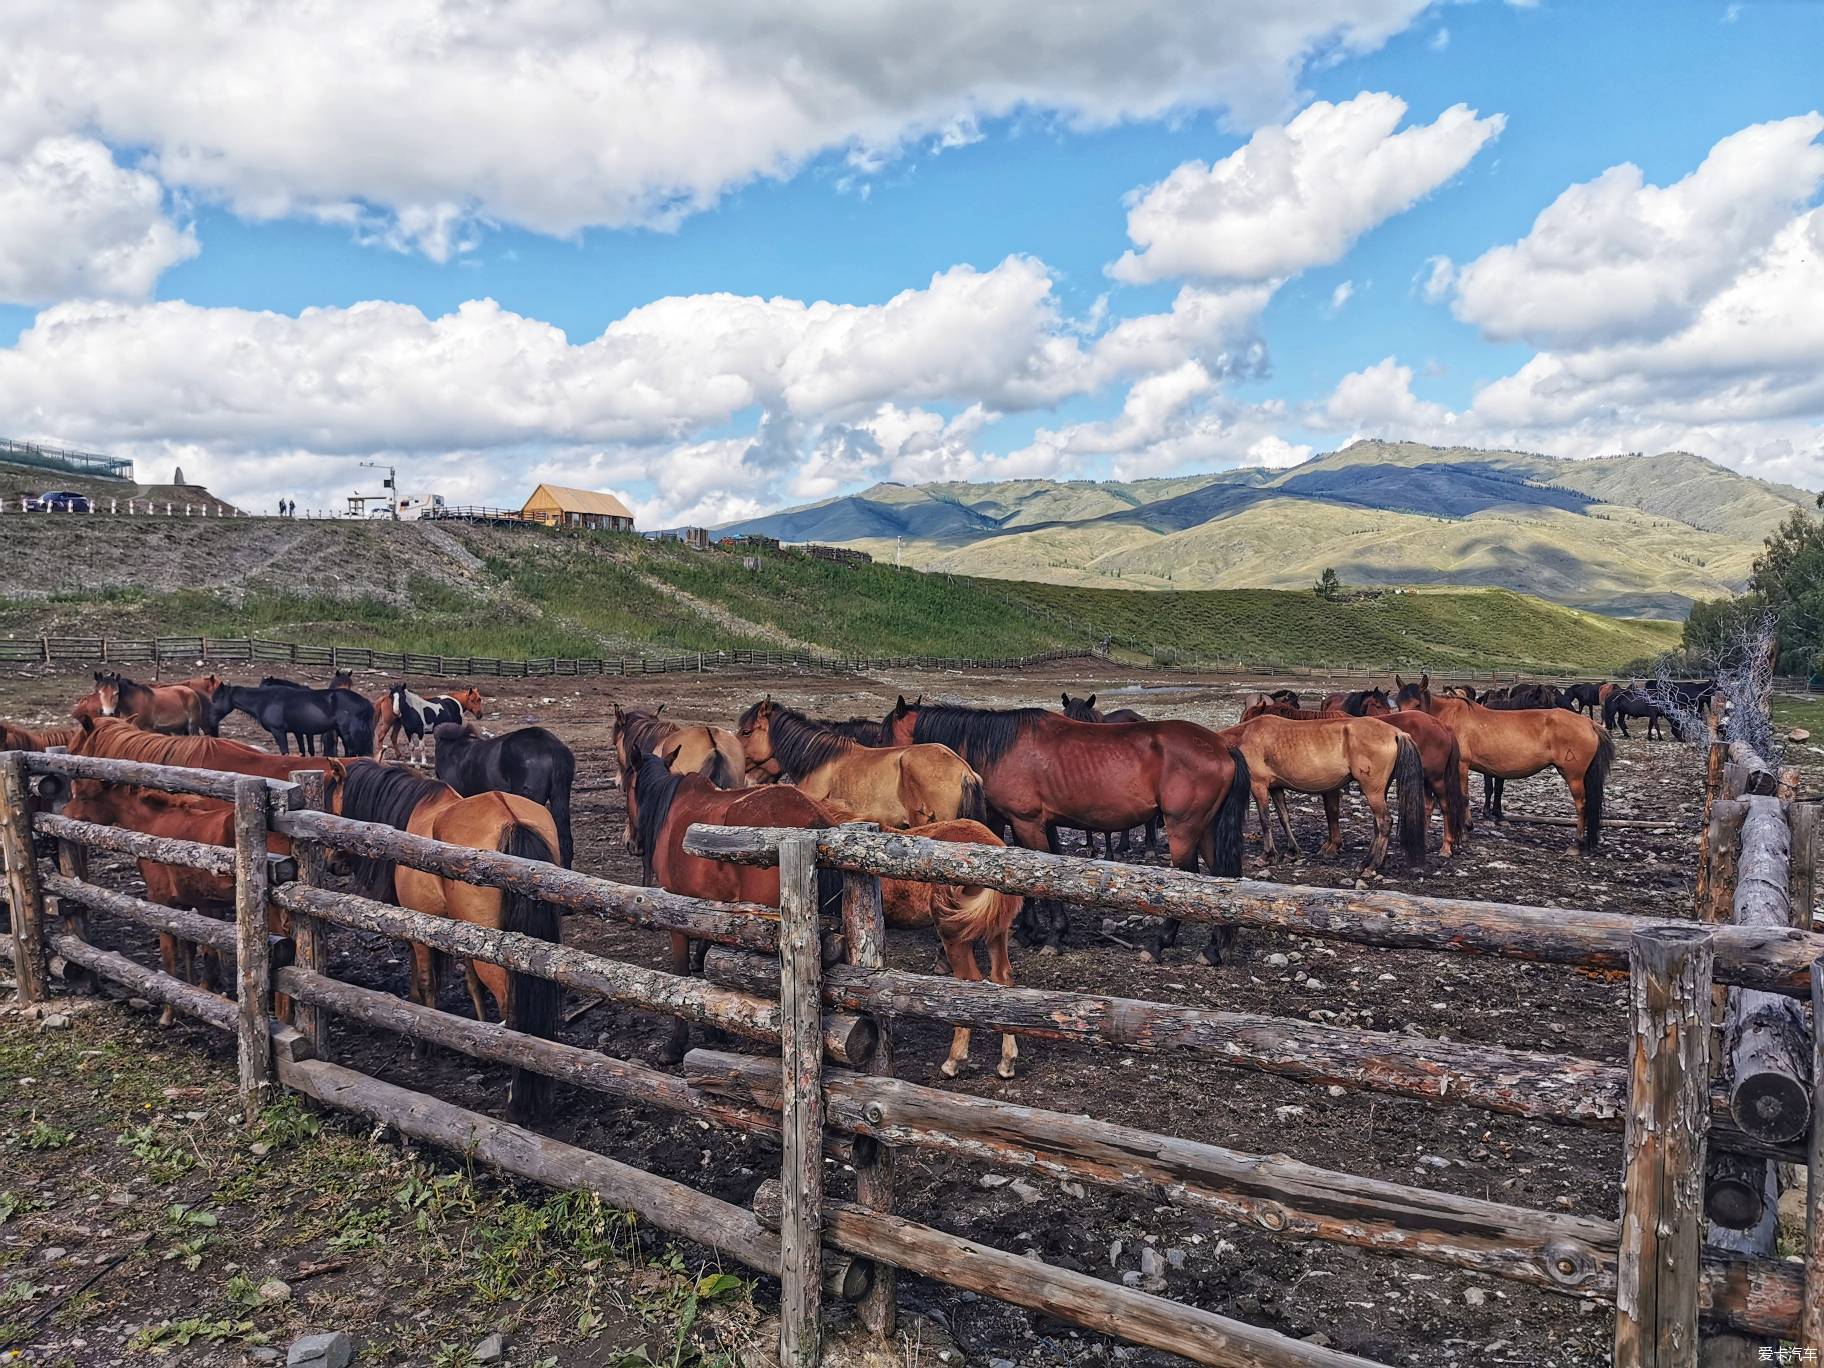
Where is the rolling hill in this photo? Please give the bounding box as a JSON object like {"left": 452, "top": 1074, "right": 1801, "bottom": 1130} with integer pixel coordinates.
{"left": 714, "top": 441, "right": 1814, "bottom": 618}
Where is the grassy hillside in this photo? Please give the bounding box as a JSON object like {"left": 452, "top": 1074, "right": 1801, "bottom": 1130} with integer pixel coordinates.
{"left": 713, "top": 440, "right": 1814, "bottom": 618}
{"left": 0, "top": 516, "right": 1678, "bottom": 671}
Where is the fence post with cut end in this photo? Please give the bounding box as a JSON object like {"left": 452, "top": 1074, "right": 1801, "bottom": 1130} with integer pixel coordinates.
{"left": 0, "top": 751, "right": 47, "bottom": 1004}
{"left": 1807, "top": 956, "right": 1824, "bottom": 1351}
{"left": 233, "top": 777, "right": 273, "bottom": 1121}
{"left": 1615, "top": 924, "right": 1713, "bottom": 1368}
{"left": 777, "top": 831, "right": 824, "bottom": 1367}
{"left": 839, "top": 823, "right": 896, "bottom": 1338}
{"left": 41, "top": 745, "right": 94, "bottom": 994}
{"left": 285, "top": 770, "right": 329, "bottom": 1057}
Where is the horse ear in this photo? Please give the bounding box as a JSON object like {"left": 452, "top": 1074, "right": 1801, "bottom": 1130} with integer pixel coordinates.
{"left": 655, "top": 703, "right": 666, "bottom": 717}
{"left": 1419, "top": 672, "right": 1429, "bottom": 689}
{"left": 1394, "top": 674, "right": 1404, "bottom": 689}
{"left": 1061, "top": 694, "right": 1070, "bottom": 708}
{"left": 897, "top": 695, "right": 907, "bottom": 708}
{"left": 1086, "top": 694, "right": 1095, "bottom": 708}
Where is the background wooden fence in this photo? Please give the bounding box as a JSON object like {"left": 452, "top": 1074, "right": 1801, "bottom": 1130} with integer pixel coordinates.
{"left": 2, "top": 748, "right": 1819, "bottom": 1365}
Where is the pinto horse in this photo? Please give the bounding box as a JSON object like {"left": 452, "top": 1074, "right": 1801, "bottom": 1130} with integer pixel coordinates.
{"left": 1059, "top": 693, "right": 1158, "bottom": 857}
{"left": 1395, "top": 674, "right": 1613, "bottom": 852}
{"left": 381, "top": 685, "right": 485, "bottom": 766}
{"left": 433, "top": 721, "right": 576, "bottom": 868}
{"left": 881, "top": 698, "right": 1251, "bottom": 963}
{"left": 59, "top": 782, "right": 294, "bottom": 1026}
{"left": 80, "top": 672, "right": 208, "bottom": 735}
{"left": 1220, "top": 713, "right": 1426, "bottom": 874}
{"left": 1241, "top": 697, "right": 1466, "bottom": 857}
{"left": 335, "top": 760, "right": 561, "bottom": 1121}
{"left": 736, "top": 699, "right": 986, "bottom": 829}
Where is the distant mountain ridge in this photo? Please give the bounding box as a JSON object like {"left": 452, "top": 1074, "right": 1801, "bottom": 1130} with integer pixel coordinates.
{"left": 715, "top": 441, "right": 1814, "bottom": 618}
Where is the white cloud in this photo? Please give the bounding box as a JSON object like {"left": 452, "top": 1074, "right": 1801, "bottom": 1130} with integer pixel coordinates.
{"left": 1428, "top": 27, "right": 1451, "bottom": 51}
{"left": 0, "top": 1, "right": 1432, "bottom": 256}
{"left": 1324, "top": 357, "right": 1457, "bottom": 433}
{"left": 1109, "top": 92, "right": 1504, "bottom": 284}
{"left": 1450, "top": 113, "right": 1824, "bottom": 347}
{"left": 0, "top": 135, "right": 197, "bottom": 304}
{"left": 1416, "top": 254, "right": 1455, "bottom": 302}
{"left": 1327, "top": 280, "right": 1356, "bottom": 313}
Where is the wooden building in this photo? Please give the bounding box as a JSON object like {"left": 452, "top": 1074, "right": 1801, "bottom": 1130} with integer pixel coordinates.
{"left": 520, "top": 484, "right": 635, "bottom": 532}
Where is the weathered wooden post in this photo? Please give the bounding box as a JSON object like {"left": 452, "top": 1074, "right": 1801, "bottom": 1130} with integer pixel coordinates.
{"left": 777, "top": 831, "right": 824, "bottom": 1367}
{"left": 839, "top": 824, "right": 896, "bottom": 1337}
{"left": 40, "top": 746, "right": 94, "bottom": 994}
{"left": 287, "top": 770, "right": 329, "bottom": 1058}
{"left": 0, "top": 751, "right": 47, "bottom": 1004}
{"left": 1805, "top": 956, "right": 1823, "bottom": 1352}
{"left": 1616, "top": 924, "right": 1712, "bottom": 1368}
{"left": 1790, "top": 800, "right": 1818, "bottom": 932}
{"left": 1724, "top": 797, "right": 1811, "bottom": 1149}
{"left": 233, "top": 777, "right": 273, "bottom": 1121}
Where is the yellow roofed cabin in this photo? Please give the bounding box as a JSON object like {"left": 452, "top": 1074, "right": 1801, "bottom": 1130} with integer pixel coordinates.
{"left": 520, "top": 483, "right": 636, "bottom": 532}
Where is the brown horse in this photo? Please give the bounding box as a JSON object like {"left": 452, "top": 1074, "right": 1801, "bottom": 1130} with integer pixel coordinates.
{"left": 79, "top": 672, "right": 207, "bottom": 735}
{"left": 736, "top": 699, "right": 985, "bottom": 829}
{"left": 881, "top": 698, "right": 1250, "bottom": 963}
{"left": 1318, "top": 686, "right": 1391, "bottom": 715}
{"left": 72, "top": 716, "right": 346, "bottom": 788}
{"left": 612, "top": 705, "right": 744, "bottom": 788}
{"left": 0, "top": 721, "right": 80, "bottom": 751}
{"left": 335, "top": 760, "right": 562, "bottom": 1121}
{"left": 1394, "top": 674, "right": 1613, "bottom": 852}
{"left": 1058, "top": 694, "right": 1158, "bottom": 858}
{"left": 1241, "top": 697, "right": 1465, "bottom": 857}
{"left": 59, "top": 782, "right": 293, "bottom": 1026}
{"left": 1220, "top": 713, "right": 1426, "bottom": 874}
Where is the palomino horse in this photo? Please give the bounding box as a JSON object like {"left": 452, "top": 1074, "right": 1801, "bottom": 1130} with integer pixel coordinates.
{"left": 1242, "top": 696, "right": 1466, "bottom": 857}
{"left": 1059, "top": 694, "right": 1158, "bottom": 857}
{"left": 736, "top": 699, "right": 986, "bottom": 829}
{"left": 79, "top": 672, "right": 208, "bottom": 735}
{"left": 881, "top": 698, "right": 1251, "bottom": 963}
{"left": 624, "top": 747, "right": 1025, "bottom": 1076}
{"left": 1394, "top": 674, "right": 1614, "bottom": 852}
{"left": 59, "top": 783, "right": 294, "bottom": 1026}
{"left": 336, "top": 760, "right": 562, "bottom": 1121}
{"left": 1220, "top": 713, "right": 1426, "bottom": 875}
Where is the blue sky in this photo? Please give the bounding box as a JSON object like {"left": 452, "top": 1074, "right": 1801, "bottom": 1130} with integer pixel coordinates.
{"left": 0, "top": 1, "right": 1820, "bottom": 521}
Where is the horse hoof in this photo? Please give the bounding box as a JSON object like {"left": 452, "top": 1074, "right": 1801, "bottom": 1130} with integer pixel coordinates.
{"left": 1198, "top": 945, "right": 1223, "bottom": 967}
{"left": 996, "top": 1062, "right": 1017, "bottom": 1080}
{"left": 1039, "top": 943, "right": 1060, "bottom": 957}
{"left": 1139, "top": 948, "right": 1159, "bottom": 964}
{"left": 940, "top": 1060, "right": 961, "bottom": 1078}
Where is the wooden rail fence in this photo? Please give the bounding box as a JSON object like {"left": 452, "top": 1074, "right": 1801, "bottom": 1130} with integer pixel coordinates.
{"left": 1, "top": 747, "right": 1818, "bottom": 1365}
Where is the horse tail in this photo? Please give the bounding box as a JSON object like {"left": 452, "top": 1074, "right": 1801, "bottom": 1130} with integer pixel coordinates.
{"left": 499, "top": 822, "right": 563, "bottom": 1122}
{"left": 1442, "top": 734, "right": 1467, "bottom": 848}
{"left": 550, "top": 748, "right": 577, "bottom": 869}
{"left": 1582, "top": 727, "right": 1613, "bottom": 854}
{"left": 1394, "top": 734, "right": 1427, "bottom": 865}
{"left": 1208, "top": 746, "right": 1251, "bottom": 878}
{"left": 958, "top": 768, "right": 988, "bottom": 824}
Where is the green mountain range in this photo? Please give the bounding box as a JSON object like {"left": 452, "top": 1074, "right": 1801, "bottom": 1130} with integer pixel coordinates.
{"left": 716, "top": 441, "right": 1815, "bottom": 618}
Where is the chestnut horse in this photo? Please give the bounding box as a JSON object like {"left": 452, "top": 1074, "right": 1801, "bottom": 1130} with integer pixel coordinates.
{"left": 736, "top": 699, "right": 986, "bottom": 829}
{"left": 0, "top": 722, "right": 80, "bottom": 751}
{"left": 72, "top": 716, "right": 346, "bottom": 788}
{"left": 335, "top": 760, "right": 562, "bottom": 1121}
{"left": 59, "top": 783, "right": 293, "bottom": 1026}
{"left": 625, "top": 747, "right": 1024, "bottom": 1076}
{"left": 1059, "top": 694, "right": 1158, "bottom": 858}
{"left": 881, "top": 698, "right": 1251, "bottom": 964}
{"left": 613, "top": 704, "right": 744, "bottom": 787}
{"left": 79, "top": 672, "right": 207, "bottom": 735}
{"left": 1241, "top": 696, "right": 1466, "bottom": 857}
{"left": 1219, "top": 713, "right": 1426, "bottom": 874}
{"left": 1394, "top": 674, "right": 1613, "bottom": 852}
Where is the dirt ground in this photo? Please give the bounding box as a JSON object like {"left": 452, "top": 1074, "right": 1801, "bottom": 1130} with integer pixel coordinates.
{"left": 0, "top": 660, "right": 1771, "bottom": 1367}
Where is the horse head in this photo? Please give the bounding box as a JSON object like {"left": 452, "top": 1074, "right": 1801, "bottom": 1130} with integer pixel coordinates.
{"left": 329, "top": 670, "right": 354, "bottom": 691}
{"left": 882, "top": 694, "right": 921, "bottom": 745}
{"left": 1060, "top": 693, "right": 1101, "bottom": 721}
{"left": 734, "top": 698, "right": 780, "bottom": 782}
{"left": 1393, "top": 673, "right": 1431, "bottom": 712}
{"left": 453, "top": 687, "right": 484, "bottom": 718}
{"left": 1358, "top": 687, "right": 1392, "bottom": 716}
{"left": 619, "top": 738, "right": 648, "bottom": 853}
{"left": 93, "top": 670, "right": 122, "bottom": 716}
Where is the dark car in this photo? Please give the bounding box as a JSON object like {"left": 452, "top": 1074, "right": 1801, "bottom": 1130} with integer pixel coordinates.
{"left": 26, "top": 490, "right": 91, "bottom": 512}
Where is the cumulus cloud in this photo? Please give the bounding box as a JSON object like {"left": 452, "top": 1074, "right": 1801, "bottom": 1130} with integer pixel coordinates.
{"left": 1324, "top": 357, "right": 1457, "bottom": 434}
{"left": 0, "top": 135, "right": 197, "bottom": 304}
{"left": 1109, "top": 92, "right": 1504, "bottom": 284}
{"left": 1451, "top": 113, "right": 1824, "bottom": 347}
{"left": 0, "top": 1, "right": 1431, "bottom": 255}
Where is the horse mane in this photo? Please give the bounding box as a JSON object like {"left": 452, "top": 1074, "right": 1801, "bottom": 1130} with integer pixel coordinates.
{"left": 754, "top": 704, "right": 857, "bottom": 780}
{"left": 618, "top": 707, "right": 677, "bottom": 754}
{"left": 630, "top": 751, "right": 686, "bottom": 880}
{"left": 821, "top": 717, "right": 884, "bottom": 745}
{"left": 339, "top": 760, "right": 453, "bottom": 900}
{"left": 903, "top": 703, "right": 1043, "bottom": 769}
{"left": 72, "top": 721, "right": 261, "bottom": 766}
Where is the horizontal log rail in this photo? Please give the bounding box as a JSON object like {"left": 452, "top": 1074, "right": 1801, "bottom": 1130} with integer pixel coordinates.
{"left": 269, "top": 883, "right": 876, "bottom": 1067}
{"left": 33, "top": 811, "right": 298, "bottom": 884}
{"left": 683, "top": 825, "right": 1824, "bottom": 997}
{"left": 272, "top": 967, "right": 867, "bottom": 1165}
{"left": 700, "top": 947, "right": 1795, "bottom": 1160}
{"left": 23, "top": 749, "right": 300, "bottom": 804}
{"left": 692, "top": 1050, "right": 1800, "bottom": 1338}
{"left": 277, "top": 1054, "right": 781, "bottom": 1278}
{"left": 749, "top": 1179, "right": 1383, "bottom": 1368}
{"left": 50, "top": 933, "right": 236, "bottom": 1032}
{"left": 42, "top": 871, "right": 297, "bottom": 965}
{"left": 273, "top": 807, "right": 785, "bottom": 952}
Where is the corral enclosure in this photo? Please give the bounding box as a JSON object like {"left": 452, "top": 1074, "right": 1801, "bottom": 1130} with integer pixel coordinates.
{"left": 1, "top": 660, "right": 1819, "bottom": 1366}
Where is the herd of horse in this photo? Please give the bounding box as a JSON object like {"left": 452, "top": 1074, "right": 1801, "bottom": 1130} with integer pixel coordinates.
{"left": 0, "top": 664, "right": 1710, "bottom": 1119}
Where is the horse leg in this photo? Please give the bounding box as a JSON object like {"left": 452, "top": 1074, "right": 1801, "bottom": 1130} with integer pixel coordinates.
{"left": 463, "top": 962, "right": 489, "bottom": 1022}
{"left": 267, "top": 727, "right": 290, "bottom": 754}
{"left": 156, "top": 932, "right": 183, "bottom": 1027}
{"left": 1040, "top": 822, "right": 1068, "bottom": 952}
{"left": 1194, "top": 825, "right": 1235, "bottom": 967}
{"left": 407, "top": 944, "right": 437, "bottom": 1061}
{"left": 658, "top": 931, "right": 692, "bottom": 1064}
{"left": 1432, "top": 777, "right": 1453, "bottom": 858}
{"left": 1005, "top": 817, "right": 1052, "bottom": 949}
{"left": 1360, "top": 786, "right": 1391, "bottom": 875}
{"left": 987, "top": 929, "right": 1020, "bottom": 1078}
{"left": 1560, "top": 765, "right": 1589, "bottom": 853}
{"left": 938, "top": 933, "right": 983, "bottom": 1077}
{"left": 1143, "top": 823, "right": 1201, "bottom": 963}
{"left": 1272, "top": 789, "right": 1304, "bottom": 856}
{"left": 1253, "top": 782, "right": 1278, "bottom": 863}
{"left": 1319, "top": 789, "right": 1342, "bottom": 857}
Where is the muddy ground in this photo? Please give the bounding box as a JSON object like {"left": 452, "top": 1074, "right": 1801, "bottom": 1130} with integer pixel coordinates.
{"left": 0, "top": 661, "right": 1776, "bottom": 1367}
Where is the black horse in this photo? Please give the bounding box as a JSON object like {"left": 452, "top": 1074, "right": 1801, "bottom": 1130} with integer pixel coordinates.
{"left": 212, "top": 683, "right": 342, "bottom": 755}
{"left": 259, "top": 676, "right": 376, "bottom": 756}
{"left": 1647, "top": 678, "right": 1719, "bottom": 716}
{"left": 433, "top": 722, "right": 577, "bottom": 868}
{"left": 1604, "top": 688, "right": 1681, "bottom": 740}
{"left": 1059, "top": 693, "right": 1159, "bottom": 858}
{"left": 1562, "top": 682, "right": 1606, "bottom": 715}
